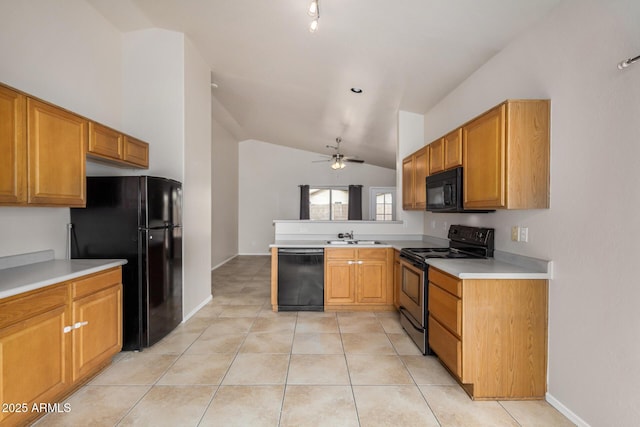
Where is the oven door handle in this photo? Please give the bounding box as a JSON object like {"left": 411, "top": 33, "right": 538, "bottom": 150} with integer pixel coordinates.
{"left": 399, "top": 256, "right": 426, "bottom": 270}
{"left": 399, "top": 307, "right": 424, "bottom": 333}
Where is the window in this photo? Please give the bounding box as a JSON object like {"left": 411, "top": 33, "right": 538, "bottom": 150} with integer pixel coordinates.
{"left": 310, "top": 187, "right": 349, "bottom": 220}
{"left": 369, "top": 187, "right": 396, "bottom": 221}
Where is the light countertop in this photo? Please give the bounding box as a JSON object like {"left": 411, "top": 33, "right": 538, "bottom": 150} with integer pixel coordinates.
{"left": 0, "top": 257, "right": 127, "bottom": 300}
{"left": 270, "top": 239, "right": 447, "bottom": 251}
{"left": 270, "top": 239, "right": 552, "bottom": 280}
{"left": 425, "top": 258, "right": 551, "bottom": 280}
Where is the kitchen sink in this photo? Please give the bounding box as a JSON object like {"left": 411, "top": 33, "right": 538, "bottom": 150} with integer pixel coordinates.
{"left": 325, "top": 240, "right": 382, "bottom": 245}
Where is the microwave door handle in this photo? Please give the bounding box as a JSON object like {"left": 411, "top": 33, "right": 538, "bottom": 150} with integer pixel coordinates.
{"left": 444, "top": 184, "right": 453, "bottom": 206}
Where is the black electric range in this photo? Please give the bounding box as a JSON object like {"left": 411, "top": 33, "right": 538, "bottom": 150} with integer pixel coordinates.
{"left": 398, "top": 225, "right": 494, "bottom": 355}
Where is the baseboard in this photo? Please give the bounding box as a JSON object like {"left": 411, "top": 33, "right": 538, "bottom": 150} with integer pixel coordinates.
{"left": 182, "top": 295, "right": 213, "bottom": 322}
{"left": 211, "top": 254, "right": 238, "bottom": 271}
{"left": 238, "top": 252, "right": 271, "bottom": 256}
{"left": 546, "top": 392, "right": 590, "bottom": 427}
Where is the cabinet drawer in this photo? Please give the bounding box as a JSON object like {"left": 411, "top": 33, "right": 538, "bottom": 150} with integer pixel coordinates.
{"left": 428, "top": 283, "right": 461, "bottom": 336}
{"left": 0, "top": 284, "right": 68, "bottom": 329}
{"left": 429, "top": 268, "right": 461, "bottom": 297}
{"left": 72, "top": 268, "right": 121, "bottom": 299}
{"left": 357, "top": 248, "right": 388, "bottom": 261}
{"left": 429, "top": 315, "right": 461, "bottom": 378}
{"left": 325, "top": 248, "right": 356, "bottom": 260}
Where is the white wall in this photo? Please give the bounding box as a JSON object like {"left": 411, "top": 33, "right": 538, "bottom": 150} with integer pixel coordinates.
{"left": 238, "top": 140, "right": 397, "bottom": 254}
{"left": 121, "top": 29, "right": 185, "bottom": 181}
{"left": 421, "top": 1, "right": 640, "bottom": 425}
{"left": 0, "top": 0, "right": 122, "bottom": 258}
{"left": 182, "top": 37, "right": 213, "bottom": 317}
{"left": 211, "top": 116, "right": 239, "bottom": 268}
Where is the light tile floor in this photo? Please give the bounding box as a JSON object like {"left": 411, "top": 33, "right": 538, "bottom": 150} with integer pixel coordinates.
{"left": 36, "top": 255, "right": 575, "bottom": 426}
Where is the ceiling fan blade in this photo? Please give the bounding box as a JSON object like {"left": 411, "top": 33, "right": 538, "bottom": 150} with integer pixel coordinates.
{"left": 312, "top": 159, "right": 331, "bottom": 163}
{"left": 345, "top": 158, "right": 364, "bottom": 163}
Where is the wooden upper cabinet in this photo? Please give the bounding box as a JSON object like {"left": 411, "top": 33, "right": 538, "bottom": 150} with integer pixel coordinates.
{"left": 463, "top": 105, "right": 505, "bottom": 208}
{"left": 428, "top": 138, "right": 444, "bottom": 175}
{"left": 123, "top": 135, "right": 149, "bottom": 168}
{"left": 429, "top": 129, "right": 462, "bottom": 175}
{"left": 88, "top": 122, "right": 123, "bottom": 161}
{"left": 402, "top": 146, "right": 428, "bottom": 210}
{"left": 463, "top": 100, "right": 550, "bottom": 209}
{"left": 402, "top": 156, "right": 415, "bottom": 210}
{"left": 443, "top": 128, "right": 463, "bottom": 170}
{"left": 413, "top": 146, "right": 428, "bottom": 209}
{"left": 0, "top": 86, "right": 26, "bottom": 205}
{"left": 87, "top": 123, "right": 149, "bottom": 169}
{"left": 27, "top": 98, "right": 87, "bottom": 207}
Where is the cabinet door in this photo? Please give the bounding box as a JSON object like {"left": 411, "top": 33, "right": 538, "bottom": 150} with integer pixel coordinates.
{"left": 413, "top": 147, "right": 428, "bottom": 209}
{"left": 428, "top": 138, "right": 444, "bottom": 175}
{"left": 325, "top": 261, "right": 355, "bottom": 304}
{"left": 27, "top": 98, "right": 87, "bottom": 207}
{"left": 0, "top": 86, "right": 26, "bottom": 205}
{"left": 0, "top": 306, "right": 69, "bottom": 426}
{"left": 357, "top": 260, "right": 388, "bottom": 304}
{"left": 443, "top": 128, "right": 463, "bottom": 170}
{"left": 463, "top": 104, "right": 506, "bottom": 208}
{"left": 72, "top": 284, "right": 122, "bottom": 382}
{"left": 401, "top": 156, "right": 414, "bottom": 209}
{"left": 123, "top": 135, "right": 149, "bottom": 168}
{"left": 88, "top": 122, "right": 123, "bottom": 160}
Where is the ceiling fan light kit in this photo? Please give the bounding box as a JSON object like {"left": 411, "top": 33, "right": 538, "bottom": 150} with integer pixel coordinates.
{"left": 315, "top": 137, "right": 365, "bottom": 170}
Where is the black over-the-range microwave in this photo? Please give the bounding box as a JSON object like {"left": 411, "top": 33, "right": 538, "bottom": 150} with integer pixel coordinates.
{"left": 425, "top": 167, "right": 494, "bottom": 213}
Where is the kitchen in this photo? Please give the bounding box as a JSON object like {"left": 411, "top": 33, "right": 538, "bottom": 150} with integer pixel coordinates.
{"left": 0, "top": 1, "right": 639, "bottom": 426}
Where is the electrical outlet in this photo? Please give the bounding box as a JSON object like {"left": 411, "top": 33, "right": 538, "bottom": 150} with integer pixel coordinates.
{"left": 511, "top": 226, "right": 519, "bottom": 241}
{"left": 519, "top": 227, "right": 529, "bottom": 243}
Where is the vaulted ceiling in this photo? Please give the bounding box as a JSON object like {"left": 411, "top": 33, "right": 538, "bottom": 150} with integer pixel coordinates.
{"left": 88, "top": 0, "right": 561, "bottom": 169}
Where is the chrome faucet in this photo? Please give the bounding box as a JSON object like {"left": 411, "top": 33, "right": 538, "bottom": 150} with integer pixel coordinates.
{"left": 338, "top": 230, "right": 354, "bottom": 240}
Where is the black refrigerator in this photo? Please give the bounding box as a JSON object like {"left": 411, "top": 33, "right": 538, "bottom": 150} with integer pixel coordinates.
{"left": 70, "top": 176, "right": 183, "bottom": 351}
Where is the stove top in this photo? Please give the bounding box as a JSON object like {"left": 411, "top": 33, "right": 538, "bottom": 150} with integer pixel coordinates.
{"left": 400, "top": 247, "right": 485, "bottom": 262}
{"left": 400, "top": 225, "right": 495, "bottom": 266}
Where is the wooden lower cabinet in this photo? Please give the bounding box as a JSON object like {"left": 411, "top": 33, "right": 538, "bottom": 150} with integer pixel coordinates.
{"left": 71, "top": 269, "right": 122, "bottom": 382}
{"left": 325, "top": 248, "right": 394, "bottom": 310}
{"left": 0, "top": 268, "right": 122, "bottom": 426}
{"left": 0, "top": 285, "right": 69, "bottom": 427}
{"left": 428, "top": 267, "right": 548, "bottom": 400}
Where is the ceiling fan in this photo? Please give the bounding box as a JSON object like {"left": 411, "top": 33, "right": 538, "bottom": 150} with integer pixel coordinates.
{"left": 314, "top": 137, "right": 365, "bottom": 169}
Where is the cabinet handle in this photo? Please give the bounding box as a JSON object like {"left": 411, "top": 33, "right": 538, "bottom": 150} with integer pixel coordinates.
{"left": 347, "top": 260, "right": 354, "bottom": 265}
{"left": 357, "top": 260, "right": 364, "bottom": 264}
{"left": 74, "top": 321, "right": 89, "bottom": 329}
{"left": 63, "top": 326, "right": 73, "bottom": 334}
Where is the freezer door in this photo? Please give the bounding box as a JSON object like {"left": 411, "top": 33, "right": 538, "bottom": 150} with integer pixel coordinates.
{"left": 144, "top": 177, "right": 182, "bottom": 228}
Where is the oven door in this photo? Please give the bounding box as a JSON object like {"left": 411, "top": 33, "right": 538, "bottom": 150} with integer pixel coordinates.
{"left": 398, "top": 257, "right": 425, "bottom": 326}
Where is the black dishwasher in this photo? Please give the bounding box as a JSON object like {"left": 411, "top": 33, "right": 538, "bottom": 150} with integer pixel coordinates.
{"left": 277, "top": 248, "right": 324, "bottom": 311}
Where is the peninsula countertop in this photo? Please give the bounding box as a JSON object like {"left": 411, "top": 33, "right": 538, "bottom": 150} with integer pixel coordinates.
{"left": 270, "top": 240, "right": 552, "bottom": 280}
{"left": 0, "top": 250, "right": 127, "bottom": 299}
